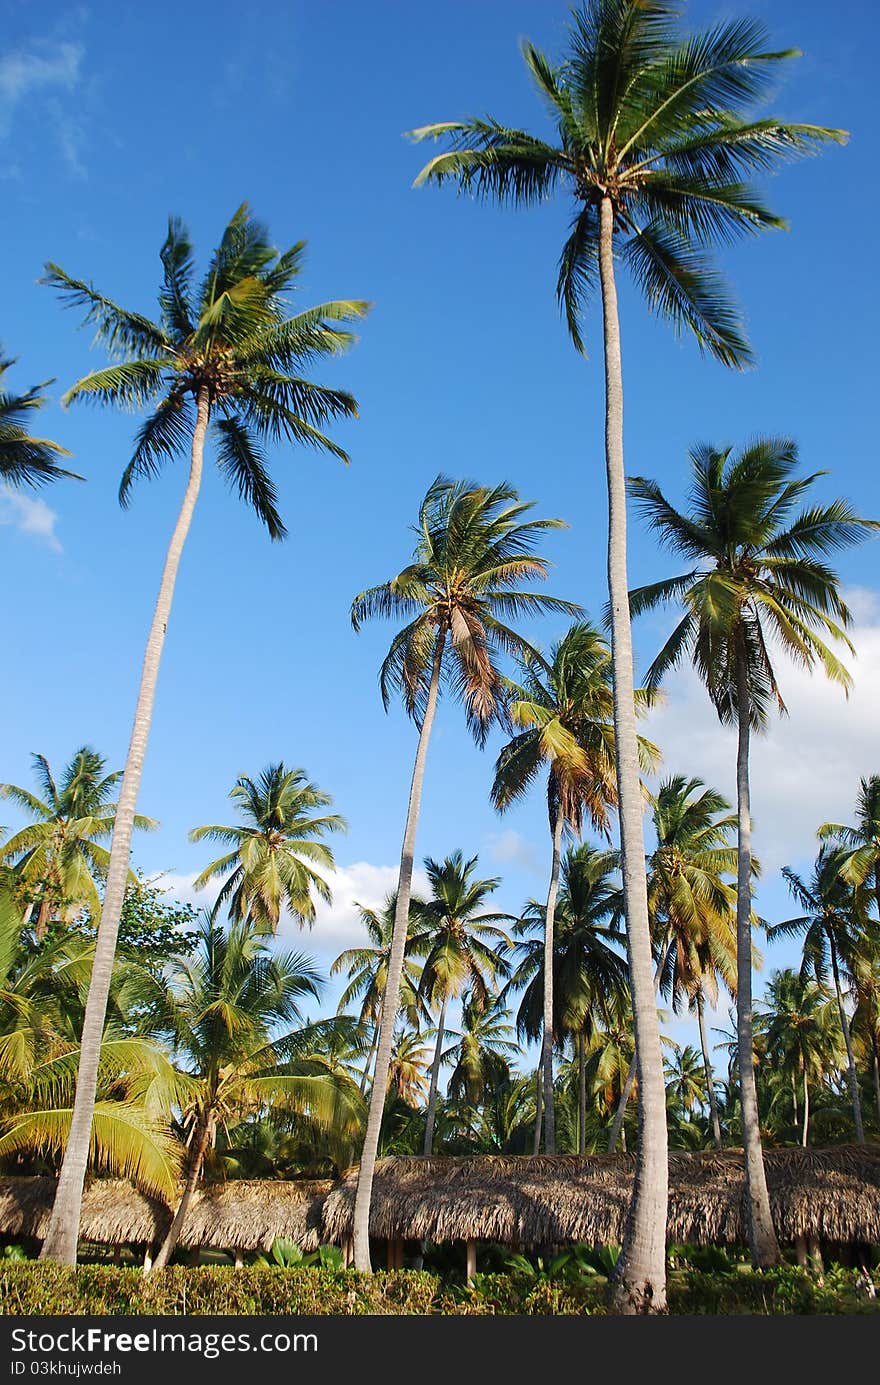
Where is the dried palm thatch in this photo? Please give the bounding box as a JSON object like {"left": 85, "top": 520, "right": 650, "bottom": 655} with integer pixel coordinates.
{"left": 0, "top": 1178, "right": 330, "bottom": 1252}
{"left": 321, "top": 1147, "right": 880, "bottom": 1247}
{"left": 2, "top": 1148, "right": 878, "bottom": 1252}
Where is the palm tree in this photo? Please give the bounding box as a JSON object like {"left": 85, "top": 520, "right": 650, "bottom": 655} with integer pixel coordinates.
{"left": 606, "top": 775, "right": 739, "bottom": 1153}
{"left": 491, "top": 621, "right": 654, "bottom": 1152}
{"left": 628, "top": 439, "right": 876, "bottom": 1265}
{"left": 411, "top": 851, "right": 510, "bottom": 1153}
{"left": 508, "top": 843, "right": 628, "bottom": 1153}
{"left": 0, "top": 353, "right": 79, "bottom": 490}
{"left": 387, "top": 1027, "right": 432, "bottom": 1110}
{"left": 0, "top": 888, "right": 181, "bottom": 1196}
{"left": 189, "top": 763, "right": 345, "bottom": 932}
{"left": 1, "top": 748, "right": 157, "bottom": 939}
{"left": 409, "top": 0, "right": 843, "bottom": 1312}
{"left": 819, "top": 775, "right": 880, "bottom": 924}
{"left": 136, "top": 913, "right": 362, "bottom": 1271}
{"left": 445, "top": 992, "right": 518, "bottom": 1111}
{"left": 331, "top": 891, "right": 430, "bottom": 1092}
{"left": 348, "top": 474, "right": 574, "bottom": 1271}
{"left": 38, "top": 206, "right": 366, "bottom": 1265}
{"left": 761, "top": 968, "right": 840, "bottom": 1146}
{"left": 664, "top": 1043, "right": 707, "bottom": 1119}
{"left": 773, "top": 847, "right": 867, "bottom": 1143}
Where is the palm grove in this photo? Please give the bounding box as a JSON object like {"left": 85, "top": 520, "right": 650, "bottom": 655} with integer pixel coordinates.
{"left": 0, "top": 1, "right": 875, "bottom": 1314}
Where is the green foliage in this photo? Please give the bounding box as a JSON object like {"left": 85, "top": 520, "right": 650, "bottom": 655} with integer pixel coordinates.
{"left": 1, "top": 1263, "right": 874, "bottom": 1315}
{"left": 254, "top": 1240, "right": 344, "bottom": 1270}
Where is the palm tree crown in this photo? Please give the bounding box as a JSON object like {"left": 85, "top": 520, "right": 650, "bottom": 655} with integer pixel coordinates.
{"left": 629, "top": 440, "right": 877, "bottom": 722}
{"left": 352, "top": 475, "right": 578, "bottom": 742}
{"left": 411, "top": 1, "right": 845, "bottom": 363}
{"left": 0, "top": 354, "right": 79, "bottom": 490}
{"left": 43, "top": 203, "right": 368, "bottom": 536}
{"left": 1, "top": 748, "right": 157, "bottom": 930}
{"left": 190, "top": 763, "right": 346, "bottom": 933}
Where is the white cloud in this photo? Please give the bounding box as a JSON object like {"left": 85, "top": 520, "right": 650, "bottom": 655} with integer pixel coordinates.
{"left": 484, "top": 828, "right": 545, "bottom": 876}
{"left": 0, "top": 40, "right": 86, "bottom": 174}
{"left": 156, "top": 861, "right": 431, "bottom": 957}
{"left": 642, "top": 589, "right": 880, "bottom": 872}
{"left": 0, "top": 487, "right": 62, "bottom": 551}
{"left": 0, "top": 42, "right": 82, "bottom": 132}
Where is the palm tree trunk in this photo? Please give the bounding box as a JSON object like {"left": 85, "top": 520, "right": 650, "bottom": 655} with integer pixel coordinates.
{"left": 734, "top": 647, "right": 779, "bottom": 1266}
{"left": 150, "top": 1113, "right": 213, "bottom": 1273}
{"left": 607, "top": 939, "right": 670, "bottom": 1154}
{"left": 791, "top": 1070, "right": 798, "bottom": 1128}
{"left": 39, "top": 386, "right": 210, "bottom": 1266}
{"left": 598, "top": 197, "right": 668, "bottom": 1314}
{"left": 540, "top": 807, "right": 564, "bottom": 1156}
{"left": 360, "top": 1012, "right": 382, "bottom": 1096}
{"left": 872, "top": 1043, "right": 880, "bottom": 1129}
{"left": 696, "top": 986, "right": 723, "bottom": 1151}
{"left": 352, "top": 629, "right": 445, "bottom": 1273}
{"left": 578, "top": 1030, "right": 587, "bottom": 1156}
{"left": 802, "top": 1065, "right": 810, "bottom": 1148}
{"left": 34, "top": 898, "right": 51, "bottom": 942}
{"left": 423, "top": 993, "right": 448, "bottom": 1154}
{"left": 827, "top": 932, "right": 865, "bottom": 1143}
{"left": 533, "top": 1067, "right": 543, "bottom": 1155}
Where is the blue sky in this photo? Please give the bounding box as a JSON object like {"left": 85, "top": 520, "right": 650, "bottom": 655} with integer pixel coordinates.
{"left": 1, "top": 0, "right": 878, "bottom": 1061}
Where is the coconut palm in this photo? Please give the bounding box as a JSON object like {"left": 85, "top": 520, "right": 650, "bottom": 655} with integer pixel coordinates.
{"left": 348, "top": 474, "right": 575, "bottom": 1270}
{"left": 606, "top": 776, "right": 739, "bottom": 1154}
{"left": 0, "top": 748, "right": 157, "bottom": 940}
{"left": 387, "top": 1027, "right": 433, "bottom": 1110}
{"left": 508, "top": 843, "right": 628, "bottom": 1153}
{"left": 761, "top": 968, "right": 840, "bottom": 1146}
{"left": 445, "top": 992, "right": 518, "bottom": 1111}
{"left": 134, "top": 913, "right": 362, "bottom": 1271}
{"left": 819, "top": 776, "right": 880, "bottom": 923}
{"left": 629, "top": 439, "right": 876, "bottom": 1265}
{"left": 331, "top": 891, "right": 430, "bottom": 1092}
{"left": 492, "top": 621, "right": 655, "bottom": 1153}
{"left": 0, "top": 888, "right": 181, "bottom": 1196}
{"left": 411, "top": 851, "right": 511, "bottom": 1153}
{"left": 0, "top": 354, "right": 78, "bottom": 490}
{"left": 664, "top": 1043, "right": 707, "bottom": 1118}
{"left": 410, "top": 0, "right": 843, "bottom": 1311}
{"left": 38, "top": 206, "right": 366, "bottom": 1264}
{"left": 772, "top": 848, "right": 867, "bottom": 1143}
{"left": 189, "top": 763, "right": 345, "bottom": 933}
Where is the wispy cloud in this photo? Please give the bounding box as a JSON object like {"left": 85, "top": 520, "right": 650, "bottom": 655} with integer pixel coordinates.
{"left": 0, "top": 487, "right": 62, "bottom": 551}
{"left": 0, "top": 39, "right": 86, "bottom": 174}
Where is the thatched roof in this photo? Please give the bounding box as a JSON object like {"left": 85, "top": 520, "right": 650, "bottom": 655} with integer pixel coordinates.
{"left": 0, "top": 1178, "right": 330, "bottom": 1252}
{"left": 2, "top": 1148, "right": 878, "bottom": 1251}
{"left": 321, "top": 1147, "right": 880, "bottom": 1247}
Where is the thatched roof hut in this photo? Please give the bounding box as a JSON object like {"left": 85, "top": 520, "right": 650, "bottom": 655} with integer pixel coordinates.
{"left": 2, "top": 1148, "right": 878, "bottom": 1254}
{"left": 0, "top": 1177, "right": 330, "bottom": 1253}
{"left": 321, "top": 1147, "right": 880, "bottom": 1248}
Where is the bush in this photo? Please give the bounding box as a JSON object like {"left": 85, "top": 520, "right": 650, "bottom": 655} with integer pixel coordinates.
{"left": 0, "top": 1263, "right": 876, "bottom": 1316}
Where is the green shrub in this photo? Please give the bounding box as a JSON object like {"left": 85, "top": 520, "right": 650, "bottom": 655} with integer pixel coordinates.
{"left": 0, "top": 1263, "right": 876, "bottom": 1316}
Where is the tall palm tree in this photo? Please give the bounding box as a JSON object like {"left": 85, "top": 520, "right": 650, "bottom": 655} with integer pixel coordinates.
{"left": 135, "top": 913, "right": 362, "bottom": 1271}
{"left": 761, "top": 968, "right": 840, "bottom": 1147}
{"left": 411, "top": 851, "right": 510, "bottom": 1153}
{"left": 189, "top": 763, "right": 345, "bottom": 933}
{"left": 0, "top": 353, "right": 78, "bottom": 490}
{"left": 491, "top": 621, "right": 654, "bottom": 1153}
{"left": 38, "top": 206, "right": 366, "bottom": 1265}
{"left": 349, "top": 475, "right": 575, "bottom": 1270}
{"left": 409, "top": 0, "right": 843, "bottom": 1312}
{"left": 629, "top": 439, "right": 876, "bottom": 1265}
{"left": 1, "top": 748, "right": 157, "bottom": 939}
{"left": 773, "top": 847, "right": 866, "bottom": 1143}
{"left": 508, "top": 843, "right": 628, "bottom": 1153}
{"left": 331, "top": 891, "right": 429, "bottom": 1092}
